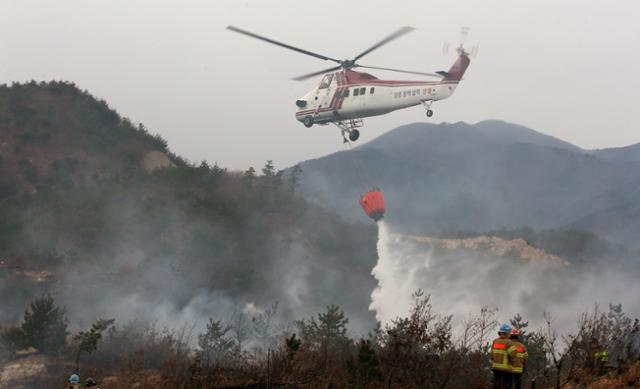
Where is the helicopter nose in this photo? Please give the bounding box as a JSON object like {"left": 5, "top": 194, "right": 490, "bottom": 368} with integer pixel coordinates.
{"left": 295, "top": 99, "right": 307, "bottom": 108}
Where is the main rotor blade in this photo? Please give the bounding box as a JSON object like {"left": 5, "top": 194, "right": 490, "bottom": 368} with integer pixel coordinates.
{"left": 293, "top": 65, "right": 343, "bottom": 81}
{"left": 354, "top": 26, "right": 415, "bottom": 61}
{"left": 227, "top": 26, "right": 341, "bottom": 63}
{"left": 357, "top": 65, "right": 443, "bottom": 78}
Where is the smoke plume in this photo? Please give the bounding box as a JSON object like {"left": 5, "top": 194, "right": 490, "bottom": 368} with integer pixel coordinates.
{"left": 370, "top": 221, "right": 640, "bottom": 333}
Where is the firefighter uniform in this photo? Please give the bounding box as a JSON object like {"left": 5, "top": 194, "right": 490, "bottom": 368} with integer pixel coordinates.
{"left": 590, "top": 339, "right": 610, "bottom": 375}
{"left": 508, "top": 339, "right": 528, "bottom": 389}
{"left": 595, "top": 350, "right": 609, "bottom": 363}
{"left": 491, "top": 324, "right": 514, "bottom": 389}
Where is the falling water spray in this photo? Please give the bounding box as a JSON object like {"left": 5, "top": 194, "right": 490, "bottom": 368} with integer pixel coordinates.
{"left": 369, "top": 221, "right": 434, "bottom": 325}
{"left": 368, "top": 221, "right": 640, "bottom": 332}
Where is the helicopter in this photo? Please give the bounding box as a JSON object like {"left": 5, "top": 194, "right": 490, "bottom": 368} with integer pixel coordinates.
{"left": 227, "top": 25, "right": 472, "bottom": 142}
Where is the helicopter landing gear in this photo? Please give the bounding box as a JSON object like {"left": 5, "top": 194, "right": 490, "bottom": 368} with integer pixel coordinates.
{"left": 303, "top": 116, "right": 314, "bottom": 128}
{"left": 421, "top": 100, "right": 434, "bottom": 118}
{"left": 334, "top": 119, "right": 364, "bottom": 143}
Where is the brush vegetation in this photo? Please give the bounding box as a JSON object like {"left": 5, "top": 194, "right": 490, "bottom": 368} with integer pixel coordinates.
{"left": 1, "top": 294, "right": 639, "bottom": 388}
{"left": 0, "top": 82, "right": 638, "bottom": 387}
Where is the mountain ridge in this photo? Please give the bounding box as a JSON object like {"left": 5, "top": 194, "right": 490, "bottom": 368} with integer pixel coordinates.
{"left": 590, "top": 143, "right": 640, "bottom": 165}
{"left": 298, "top": 120, "right": 640, "bottom": 249}
{"left": 358, "top": 120, "right": 584, "bottom": 155}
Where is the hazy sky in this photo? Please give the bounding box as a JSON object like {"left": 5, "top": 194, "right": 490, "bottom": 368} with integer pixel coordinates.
{"left": 2, "top": 0, "right": 639, "bottom": 170}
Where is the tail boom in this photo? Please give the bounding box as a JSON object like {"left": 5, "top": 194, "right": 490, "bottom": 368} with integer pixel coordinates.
{"left": 441, "top": 53, "right": 470, "bottom": 82}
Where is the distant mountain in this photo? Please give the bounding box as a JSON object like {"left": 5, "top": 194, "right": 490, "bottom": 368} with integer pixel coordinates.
{"left": 362, "top": 120, "right": 583, "bottom": 155}
{"left": 590, "top": 143, "right": 640, "bottom": 165}
{"left": 297, "top": 120, "right": 640, "bottom": 248}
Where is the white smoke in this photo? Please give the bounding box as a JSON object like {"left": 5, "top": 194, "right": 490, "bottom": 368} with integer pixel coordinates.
{"left": 370, "top": 221, "right": 640, "bottom": 332}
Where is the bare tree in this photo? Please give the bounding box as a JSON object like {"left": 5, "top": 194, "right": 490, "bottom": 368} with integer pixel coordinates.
{"left": 252, "top": 302, "right": 279, "bottom": 351}
{"left": 230, "top": 310, "right": 250, "bottom": 351}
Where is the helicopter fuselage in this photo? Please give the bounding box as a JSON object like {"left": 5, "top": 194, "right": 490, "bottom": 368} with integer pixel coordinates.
{"left": 295, "top": 52, "right": 469, "bottom": 127}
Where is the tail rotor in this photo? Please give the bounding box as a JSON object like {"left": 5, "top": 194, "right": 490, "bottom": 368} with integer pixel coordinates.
{"left": 443, "top": 27, "right": 478, "bottom": 58}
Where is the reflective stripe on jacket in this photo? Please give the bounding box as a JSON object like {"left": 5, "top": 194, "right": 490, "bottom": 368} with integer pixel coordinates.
{"left": 508, "top": 341, "right": 529, "bottom": 374}
{"left": 491, "top": 338, "right": 513, "bottom": 371}
{"left": 595, "top": 350, "right": 609, "bottom": 362}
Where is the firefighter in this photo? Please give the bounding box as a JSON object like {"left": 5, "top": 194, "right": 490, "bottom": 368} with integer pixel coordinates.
{"left": 67, "top": 374, "right": 80, "bottom": 389}
{"left": 491, "top": 324, "right": 514, "bottom": 389}
{"left": 590, "top": 338, "right": 609, "bottom": 375}
{"left": 508, "top": 329, "right": 528, "bottom": 389}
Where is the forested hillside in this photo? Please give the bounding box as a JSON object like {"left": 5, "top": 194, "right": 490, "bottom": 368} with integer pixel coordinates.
{"left": 0, "top": 81, "right": 378, "bottom": 332}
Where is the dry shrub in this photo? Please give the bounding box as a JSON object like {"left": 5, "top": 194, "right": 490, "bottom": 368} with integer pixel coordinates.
{"left": 3, "top": 297, "right": 639, "bottom": 388}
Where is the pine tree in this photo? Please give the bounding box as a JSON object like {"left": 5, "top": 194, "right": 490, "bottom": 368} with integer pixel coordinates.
{"left": 510, "top": 313, "right": 529, "bottom": 333}
{"left": 20, "top": 295, "right": 68, "bottom": 354}
{"left": 347, "top": 339, "right": 382, "bottom": 386}
{"left": 297, "top": 304, "right": 350, "bottom": 351}
{"left": 261, "top": 160, "right": 276, "bottom": 178}
{"left": 197, "top": 318, "right": 237, "bottom": 364}
{"left": 73, "top": 318, "right": 115, "bottom": 373}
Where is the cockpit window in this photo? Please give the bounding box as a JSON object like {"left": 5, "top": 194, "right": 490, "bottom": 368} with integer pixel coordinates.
{"left": 318, "top": 74, "right": 333, "bottom": 89}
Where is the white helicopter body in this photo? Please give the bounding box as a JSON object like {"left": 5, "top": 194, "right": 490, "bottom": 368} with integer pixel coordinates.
{"left": 228, "top": 25, "right": 472, "bottom": 141}
{"left": 295, "top": 51, "right": 469, "bottom": 128}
